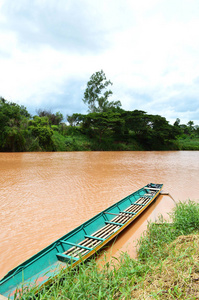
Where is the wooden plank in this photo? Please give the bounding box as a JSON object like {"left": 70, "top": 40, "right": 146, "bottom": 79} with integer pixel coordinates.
{"left": 144, "top": 187, "right": 160, "bottom": 191}
{"left": 62, "top": 198, "right": 141, "bottom": 258}
{"left": 105, "top": 221, "right": 124, "bottom": 226}
{"left": 60, "top": 193, "right": 153, "bottom": 260}
{"left": 65, "top": 233, "right": 106, "bottom": 256}
{"left": 69, "top": 224, "right": 119, "bottom": 256}
{"left": 67, "top": 191, "right": 155, "bottom": 258}
{"left": 79, "top": 237, "right": 100, "bottom": 249}
{"left": 128, "top": 206, "right": 139, "bottom": 213}
{"left": 111, "top": 214, "right": 129, "bottom": 224}
{"left": 121, "top": 211, "right": 136, "bottom": 215}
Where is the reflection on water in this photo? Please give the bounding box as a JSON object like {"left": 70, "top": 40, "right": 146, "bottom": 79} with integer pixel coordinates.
{"left": 0, "top": 151, "right": 198, "bottom": 278}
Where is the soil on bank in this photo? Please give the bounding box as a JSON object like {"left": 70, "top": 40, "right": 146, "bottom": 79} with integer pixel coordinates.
{"left": 132, "top": 234, "right": 199, "bottom": 299}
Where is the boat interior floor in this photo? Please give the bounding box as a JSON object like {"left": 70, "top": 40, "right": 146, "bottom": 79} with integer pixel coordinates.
{"left": 56, "top": 190, "right": 157, "bottom": 263}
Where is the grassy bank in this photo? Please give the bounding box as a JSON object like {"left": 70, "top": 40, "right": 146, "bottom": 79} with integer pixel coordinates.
{"left": 52, "top": 130, "right": 144, "bottom": 151}
{"left": 52, "top": 130, "right": 199, "bottom": 151}
{"left": 177, "top": 136, "right": 199, "bottom": 150}
{"left": 17, "top": 200, "right": 199, "bottom": 299}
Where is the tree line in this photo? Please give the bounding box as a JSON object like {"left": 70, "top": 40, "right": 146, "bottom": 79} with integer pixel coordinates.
{"left": 0, "top": 70, "right": 198, "bottom": 152}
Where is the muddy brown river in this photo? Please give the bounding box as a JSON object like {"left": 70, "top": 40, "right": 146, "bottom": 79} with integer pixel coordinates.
{"left": 0, "top": 151, "right": 198, "bottom": 278}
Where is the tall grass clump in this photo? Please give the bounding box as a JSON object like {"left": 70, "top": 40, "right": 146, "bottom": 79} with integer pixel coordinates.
{"left": 172, "top": 200, "right": 199, "bottom": 235}
{"left": 16, "top": 257, "right": 140, "bottom": 300}
{"left": 137, "top": 217, "right": 177, "bottom": 263}
{"left": 137, "top": 200, "right": 199, "bottom": 264}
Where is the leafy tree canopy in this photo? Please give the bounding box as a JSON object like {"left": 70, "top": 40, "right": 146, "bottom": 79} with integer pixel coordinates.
{"left": 83, "top": 70, "right": 121, "bottom": 113}
{"left": 37, "top": 109, "right": 63, "bottom": 125}
{"left": 0, "top": 97, "right": 30, "bottom": 151}
{"left": 81, "top": 111, "right": 124, "bottom": 143}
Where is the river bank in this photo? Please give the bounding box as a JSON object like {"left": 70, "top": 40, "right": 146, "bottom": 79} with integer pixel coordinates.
{"left": 53, "top": 130, "right": 199, "bottom": 151}
{"left": 16, "top": 200, "right": 199, "bottom": 299}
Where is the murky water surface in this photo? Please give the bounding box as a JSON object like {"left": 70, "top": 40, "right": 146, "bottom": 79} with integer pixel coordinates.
{"left": 0, "top": 151, "right": 198, "bottom": 278}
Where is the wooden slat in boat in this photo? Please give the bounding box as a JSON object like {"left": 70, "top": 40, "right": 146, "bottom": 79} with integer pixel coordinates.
{"left": 62, "top": 193, "right": 156, "bottom": 259}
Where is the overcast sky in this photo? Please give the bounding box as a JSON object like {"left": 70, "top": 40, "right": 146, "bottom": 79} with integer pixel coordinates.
{"left": 0, "top": 0, "right": 199, "bottom": 125}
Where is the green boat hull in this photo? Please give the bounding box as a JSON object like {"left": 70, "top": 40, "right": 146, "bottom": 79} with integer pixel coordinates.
{"left": 0, "top": 183, "right": 163, "bottom": 299}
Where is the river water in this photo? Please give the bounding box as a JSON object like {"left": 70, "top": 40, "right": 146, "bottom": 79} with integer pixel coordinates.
{"left": 0, "top": 151, "right": 198, "bottom": 278}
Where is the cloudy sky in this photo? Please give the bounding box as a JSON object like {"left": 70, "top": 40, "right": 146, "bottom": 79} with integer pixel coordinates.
{"left": 0, "top": 0, "right": 199, "bottom": 124}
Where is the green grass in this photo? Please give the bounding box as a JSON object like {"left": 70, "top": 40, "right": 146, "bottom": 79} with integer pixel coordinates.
{"left": 52, "top": 131, "right": 68, "bottom": 151}
{"left": 17, "top": 200, "right": 199, "bottom": 299}
{"left": 177, "top": 137, "right": 199, "bottom": 150}
{"left": 51, "top": 127, "right": 199, "bottom": 151}
{"left": 52, "top": 131, "right": 92, "bottom": 151}
{"left": 52, "top": 131, "right": 143, "bottom": 151}
{"left": 172, "top": 200, "right": 199, "bottom": 235}
{"left": 137, "top": 200, "right": 199, "bottom": 263}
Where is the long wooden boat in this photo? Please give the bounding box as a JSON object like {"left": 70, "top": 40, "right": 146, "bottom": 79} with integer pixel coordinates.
{"left": 0, "top": 183, "right": 163, "bottom": 299}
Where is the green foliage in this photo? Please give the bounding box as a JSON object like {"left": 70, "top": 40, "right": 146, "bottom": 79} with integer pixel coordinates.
{"left": 122, "top": 110, "right": 177, "bottom": 150}
{"left": 178, "top": 120, "right": 199, "bottom": 138}
{"left": 83, "top": 70, "right": 121, "bottom": 113}
{"left": 0, "top": 97, "right": 199, "bottom": 152}
{"left": 37, "top": 109, "right": 64, "bottom": 125}
{"left": 172, "top": 200, "right": 199, "bottom": 235}
{"left": 137, "top": 218, "right": 177, "bottom": 263}
{"left": 66, "top": 136, "right": 91, "bottom": 151}
{"left": 28, "top": 116, "right": 55, "bottom": 151}
{"left": 67, "top": 114, "right": 78, "bottom": 126}
{"left": 138, "top": 201, "right": 199, "bottom": 264}
{"left": 177, "top": 136, "right": 199, "bottom": 150}
{"left": 51, "top": 131, "right": 66, "bottom": 151}
{"left": 0, "top": 98, "right": 30, "bottom": 151}
{"left": 3, "top": 122, "right": 27, "bottom": 152}
{"left": 17, "top": 253, "right": 147, "bottom": 300}
{"left": 52, "top": 130, "right": 92, "bottom": 151}
{"left": 67, "top": 113, "right": 84, "bottom": 127}
{"left": 149, "top": 114, "right": 176, "bottom": 149}
{"left": 81, "top": 111, "right": 125, "bottom": 144}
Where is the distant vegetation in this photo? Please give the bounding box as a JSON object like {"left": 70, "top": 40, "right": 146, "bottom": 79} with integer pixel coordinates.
{"left": 0, "top": 70, "right": 199, "bottom": 152}
{"left": 16, "top": 200, "right": 199, "bottom": 299}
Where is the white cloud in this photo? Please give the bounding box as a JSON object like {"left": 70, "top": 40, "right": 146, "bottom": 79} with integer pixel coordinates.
{"left": 0, "top": 0, "right": 199, "bottom": 124}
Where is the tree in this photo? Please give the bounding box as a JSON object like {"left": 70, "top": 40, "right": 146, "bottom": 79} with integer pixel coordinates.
{"left": 28, "top": 116, "right": 54, "bottom": 150}
{"left": 37, "top": 109, "right": 63, "bottom": 125}
{"left": 122, "top": 110, "right": 178, "bottom": 150}
{"left": 195, "top": 125, "right": 199, "bottom": 136}
{"left": 0, "top": 98, "right": 30, "bottom": 151}
{"left": 149, "top": 115, "right": 176, "bottom": 148}
{"left": 123, "top": 110, "right": 149, "bottom": 134}
{"left": 67, "top": 114, "right": 83, "bottom": 127}
{"left": 174, "top": 118, "right": 180, "bottom": 127}
{"left": 187, "top": 121, "right": 194, "bottom": 134}
{"left": 81, "top": 112, "right": 124, "bottom": 143}
{"left": 83, "top": 70, "right": 121, "bottom": 113}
